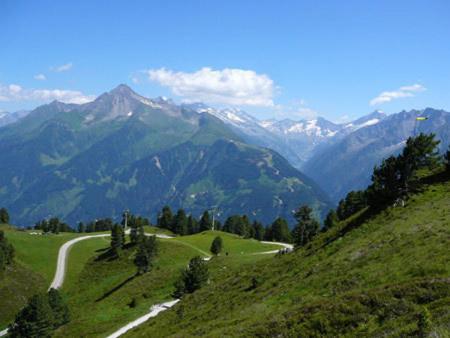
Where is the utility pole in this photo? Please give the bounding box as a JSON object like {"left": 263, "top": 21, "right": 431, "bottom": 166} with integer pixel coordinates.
{"left": 210, "top": 205, "right": 218, "bottom": 231}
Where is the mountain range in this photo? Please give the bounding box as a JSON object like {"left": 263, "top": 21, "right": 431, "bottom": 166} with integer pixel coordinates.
{"left": 2, "top": 85, "right": 449, "bottom": 224}
{"left": 0, "top": 85, "right": 330, "bottom": 226}
{"left": 194, "top": 105, "right": 449, "bottom": 202}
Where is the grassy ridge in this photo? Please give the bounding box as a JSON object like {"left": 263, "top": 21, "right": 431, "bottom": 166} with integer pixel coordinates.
{"left": 55, "top": 240, "right": 204, "bottom": 337}
{"left": 128, "top": 177, "right": 450, "bottom": 337}
{"left": 54, "top": 231, "right": 280, "bottom": 337}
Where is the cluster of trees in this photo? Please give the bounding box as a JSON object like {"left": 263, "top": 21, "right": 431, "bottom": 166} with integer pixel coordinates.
{"left": 367, "top": 133, "right": 441, "bottom": 207}
{"left": 108, "top": 214, "right": 158, "bottom": 275}
{"left": 173, "top": 256, "right": 209, "bottom": 298}
{"left": 157, "top": 207, "right": 213, "bottom": 235}
{"left": 77, "top": 218, "right": 115, "bottom": 233}
{"left": 0, "top": 207, "right": 9, "bottom": 224}
{"left": 0, "top": 230, "right": 14, "bottom": 271}
{"left": 34, "top": 218, "right": 73, "bottom": 234}
{"left": 222, "top": 215, "right": 265, "bottom": 240}
{"left": 9, "top": 288, "right": 70, "bottom": 337}
{"left": 322, "top": 134, "right": 448, "bottom": 232}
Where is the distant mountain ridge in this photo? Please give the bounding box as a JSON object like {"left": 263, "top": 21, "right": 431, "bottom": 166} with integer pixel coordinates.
{"left": 0, "top": 110, "right": 29, "bottom": 127}
{"left": 187, "top": 105, "right": 448, "bottom": 203}
{"left": 303, "top": 108, "right": 450, "bottom": 202}
{"left": 186, "top": 103, "right": 389, "bottom": 167}
{"left": 0, "top": 85, "right": 331, "bottom": 226}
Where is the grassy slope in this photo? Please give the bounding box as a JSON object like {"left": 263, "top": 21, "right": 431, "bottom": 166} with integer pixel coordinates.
{"left": 0, "top": 226, "right": 104, "bottom": 329}
{"left": 55, "top": 232, "right": 278, "bottom": 337}
{"left": 2, "top": 228, "right": 84, "bottom": 283}
{"left": 0, "top": 261, "right": 45, "bottom": 328}
{"left": 128, "top": 177, "right": 450, "bottom": 337}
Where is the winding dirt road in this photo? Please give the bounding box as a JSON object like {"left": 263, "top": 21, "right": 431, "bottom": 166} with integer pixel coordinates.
{"left": 1, "top": 232, "right": 289, "bottom": 337}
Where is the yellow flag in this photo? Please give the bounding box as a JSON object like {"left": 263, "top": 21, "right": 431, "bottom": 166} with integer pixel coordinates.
{"left": 416, "top": 117, "right": 428, "bottom": 121}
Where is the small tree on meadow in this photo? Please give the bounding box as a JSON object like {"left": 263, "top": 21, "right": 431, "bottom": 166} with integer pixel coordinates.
{"left": 110, "top": 224, "right": 124, "bottom": 257}
{"left": 173, "top": 256, "right": 209, "bottom": 298}
{"left": 134, "top": 235, "right": 158, "bottom": 274}
{"left": 210, "top": 236, "right": 223, "bottom": 255}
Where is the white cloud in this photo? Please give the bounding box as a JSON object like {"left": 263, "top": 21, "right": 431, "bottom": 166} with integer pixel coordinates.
{"left": 0, "top": 83, "right": 95, "bottom": 104}
{"left": 146, "top": 67, "right": 274, "bottom": 106}
{"left": 51, "top": 62, "right": 73, "bottom": 72}
{"left": 34, "top": 74, "right": 46, "bottom": 81}
{"left": 273, "top": 99, "right": 319, "bottom": 120}
{"left": 370, "top": 84, "right": 426, "bottom": 106}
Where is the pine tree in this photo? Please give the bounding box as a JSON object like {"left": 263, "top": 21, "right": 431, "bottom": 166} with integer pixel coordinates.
{"left": 271, "top": 218, "right": 291, "bottom": 243}
{"left": 9, "top": 293, "right": 54, "bottom": 338}
{"left": 199, "top": 211, "right": 212, "bottom": 232}
{"left": 292, "top": 205, "right": 319, "bottom": 247}
{"left": 367, "top": 133, "right": 441, "bottom": 208}
{"left": 47, "top": 288, "right": 70, "bottom": 327}
{"left": 252, "top": 221, "right": 265, "bottom": 240}
{"left": 0, "top": 208, "right": 10, "bottom": 224}
{"left": 236, "top": 215, "right": 250, "bottom": 237}
{"left": 134, "top": 235, "right": 158, "bottom": 274}
{"left": 173, "top": 256, "right": 209, "bottom": 297}
{"left": 323, "top": 209, "right": 338, "bottom": 232}
{"left": 110, "top": 224, "right": 124, "bottom": 257}
{"left": 173, "top": 209, "right": 188, "bottom": 235}
{"left": 77, "top": 222, "right": 85, "bottom": 233}
{"left": 157, "top": 206, "right": 173, "bottom": 230}
{"left": 9, "top": 289, "right": 70, "bottom": 337}
{"left": 187, "top": 215, "right": 198, "bottom": 235}
{"left": 210, "top": 236, "right": 223, "bottom": 255}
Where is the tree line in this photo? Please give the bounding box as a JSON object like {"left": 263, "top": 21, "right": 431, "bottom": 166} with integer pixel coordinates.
{"left": 323, "top": 134, "right": 450, "bottom": 230}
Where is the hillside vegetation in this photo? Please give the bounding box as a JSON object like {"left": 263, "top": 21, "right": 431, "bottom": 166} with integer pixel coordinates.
{"left": 128, "top": 174, "right": 450, "bottom": 337}
{"left": 52, "top": 231, "right": 279, "bottom": 337}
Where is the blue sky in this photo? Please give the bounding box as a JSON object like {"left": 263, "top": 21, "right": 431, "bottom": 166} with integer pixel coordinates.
{"left": 0, "top": 0, "right": 449, "bottom": 121}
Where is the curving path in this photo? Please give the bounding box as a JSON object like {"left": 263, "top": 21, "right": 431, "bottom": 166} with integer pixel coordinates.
{"left": 49, "top": 234, "right": 111, "bottom": 290}
{"left": 106, "top": 299, "right": 180, "bottom": 338}
{"left": 258, "top": 241, "right": 293, "bottom": 254}
{"left": 0, "top": 231, "right": 290, "bottom": 337}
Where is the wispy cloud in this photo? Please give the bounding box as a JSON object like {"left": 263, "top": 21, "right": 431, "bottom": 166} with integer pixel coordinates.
{"left": 51, "top": 62, "right": 73, "bottom": 73}
{"left": 370, "top": 84, "right": 426, "bottom": 106}
{"left": 273, "top": 99, "right": 319, "bottom": 120}
{"left": 145, "top": 67, "right": 274, "bottom": 107}
{"left": 0, "top": 83, "right": 95, "bottom": 104}
{"left": 34, "top": 74, "right": 46, "bottom": 81}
